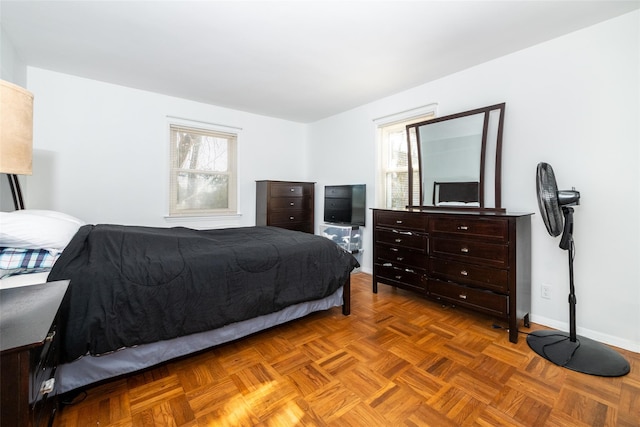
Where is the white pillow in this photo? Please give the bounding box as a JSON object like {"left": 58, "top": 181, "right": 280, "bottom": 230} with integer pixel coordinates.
{"left": 0, "top": 210, "right": 85, "bottom": 253}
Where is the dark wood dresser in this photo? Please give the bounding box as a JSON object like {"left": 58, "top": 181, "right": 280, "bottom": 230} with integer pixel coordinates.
{"left": 1, "top": 280, "right": 70, "bottom": 427}
{"left": 373, "top": 209, "right": 532, "bottom": 343}
{"left": 256, "top": 180, "right": 315, "bottom": 233}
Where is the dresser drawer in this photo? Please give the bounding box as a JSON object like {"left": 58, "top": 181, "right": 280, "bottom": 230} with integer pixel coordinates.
{"left": 429, "top": 217, "right": 508, "bottom": 242}
{"left": 270, "top": 183, "right": 312, "bottom": 198}
{"left": 375, "top": 264, "right": 426, "bottom": 292}
{"left": 375, "top": 229, "right": 426, "bottom": 252}
{"left": 428, "top": 279, "right": 508, "bottom": 317}
{"left": 375, "top": 210, "right": 427, "bottom": 231}
{"left": 269, "top": 196, "right": 313, "bottom": 211}
{"left": 376, "top": 245, "right": 427, "bottom": 268}
{"left": 430, "top": 238, "right": 508, "bottom": 268}
{"left": 430, "top": 258, "right": 508, "bottom": 292}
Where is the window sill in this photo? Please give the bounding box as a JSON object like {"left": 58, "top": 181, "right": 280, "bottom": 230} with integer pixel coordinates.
{"left": 164, "top": 213, "right": 243, "bottom": 223}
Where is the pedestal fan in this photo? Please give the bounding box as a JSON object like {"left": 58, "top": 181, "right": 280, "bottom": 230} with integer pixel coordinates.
{"left": 527, "top": 162, "right": 629, "bottom": 376}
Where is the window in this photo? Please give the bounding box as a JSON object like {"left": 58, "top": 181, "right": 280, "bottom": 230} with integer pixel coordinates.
{"left": 169, "top": 124, "right": 237, "bottom": 216}
{"left": 377, "top": 106, "right": 436, "bottom": 209}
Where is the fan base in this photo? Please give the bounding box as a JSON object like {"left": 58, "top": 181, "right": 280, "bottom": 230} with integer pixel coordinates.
{"left": 527, "top": 330, "right": 630, "bottom": 377}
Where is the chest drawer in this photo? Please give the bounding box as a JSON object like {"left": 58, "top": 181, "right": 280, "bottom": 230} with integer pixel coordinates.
{"left": 430, "top": 258, "right": 508, "bottom": 292}
{"left": 430, "top": 238, "right": 508, "bottom": 268}
{"left": 269, "top": 196, "right": 312, "bottom": 211}
{"left": 270, "top": 183, "right": 312, "bottom": 198}
{"left": 283, "top": 222, "right": 314, "bottom": 233}
{"left": 375, "top": 210, "right": 427, "bottom": 231}
{"left": 375, "top": 229, "right": 427, "bottom": 252}
{"left": 428, "top": 279, "right": 508, "bottom": 317}
{"left": 429, "top": 217, "right": 508, "bottom": 242}
{"left": 269, "top": 210, "right": 312, "bottom": 225}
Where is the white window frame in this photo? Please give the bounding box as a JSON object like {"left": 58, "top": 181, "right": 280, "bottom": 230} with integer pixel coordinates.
{"left": 168, "top": 118, "right": 240, "bottom": 217}
{"left": 375, "top": 104, "right": 438, "bottom": 209}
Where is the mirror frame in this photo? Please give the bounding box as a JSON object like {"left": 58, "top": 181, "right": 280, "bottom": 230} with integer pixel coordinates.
{"left": 406, "top": 103, "right": 506, "bottom": 211}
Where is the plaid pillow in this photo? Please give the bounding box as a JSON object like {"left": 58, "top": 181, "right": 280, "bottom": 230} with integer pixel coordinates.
{"left": 0, "top": 247, "right": 59, "bottom": 278}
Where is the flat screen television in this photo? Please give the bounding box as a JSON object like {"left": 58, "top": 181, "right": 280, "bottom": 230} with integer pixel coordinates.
{"left": 323, "top": 184, "right": 366, "bottom": 226}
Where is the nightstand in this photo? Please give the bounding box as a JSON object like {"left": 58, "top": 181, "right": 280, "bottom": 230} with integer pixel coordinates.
{"left": 1, "top": 280, "right": 70, "bottom": 427}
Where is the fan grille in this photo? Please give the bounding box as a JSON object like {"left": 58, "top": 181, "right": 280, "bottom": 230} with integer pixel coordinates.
{"left": 536, "top": 162, "right": 563, "bottom": 237}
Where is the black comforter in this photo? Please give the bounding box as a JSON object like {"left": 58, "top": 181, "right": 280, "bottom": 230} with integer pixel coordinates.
{"left": 48, "top": 225, "right": 358, "bottom": 363}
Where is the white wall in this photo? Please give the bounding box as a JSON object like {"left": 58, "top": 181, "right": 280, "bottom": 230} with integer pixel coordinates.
{"left": 308, "top": 11, "right": 639, "bottom": 351}
{"left": 25, "top": 69, "right": 309, "bottom": 229}
{"left": 18, "top": 11, "right": 639, "bottom": 351}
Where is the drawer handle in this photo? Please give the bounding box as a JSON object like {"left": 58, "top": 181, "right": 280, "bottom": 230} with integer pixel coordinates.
{"left": 396, "top": 257, "right": 404, "bottom": 261}
{"left": 45, "top": 331, "right": 56, "bottom": 342}
{"left": 392, "top": 229, "right": 413, "bottom": 236}
{"left": 460, "top": 270, "right": 468, "bottom": 276}
{"left": 290, "top": 202, "right": 295, "bottom": 206}
{"left": 396, "top": 220, "right": 403, "bottom": 224}
{"left": 390, "top": 248, "right": 399, "bottom": 252}
{"left": 383, "top": 263, "right": 393, "bottom": 267}
{"left": 40, "top": 378, "right": 55, "bottom": 395}
{"left": 405, "top": 268, "right": 415, "bottom": 273}
{"left": 290, "top": 188, "right": 295, "bottom": 192}
{"left": 395, "top": 275, "right": 402, "bottom": 279}
{"left": 289, "top": 216, "right": 295, "bottom": 220}
{"left": 395, "top": 238, "right": 402, "bottom": 243}
{"left": 459, "top": 294, "right": 467, "bottom": 300}
{"left": 460, "top": 247, "right": 469, "bottom": 253}
{"left": 458, "top": 225, "right": 469, "bottom": 230}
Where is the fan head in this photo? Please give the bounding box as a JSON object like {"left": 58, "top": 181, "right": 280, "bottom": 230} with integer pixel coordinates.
{"left": 536, "top": 162, "right": 563, "bottom": 236}
{"left": 536, "top": 162, "right": 581, "bottom": 237}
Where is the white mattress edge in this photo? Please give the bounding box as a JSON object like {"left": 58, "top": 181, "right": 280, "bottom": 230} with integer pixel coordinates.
{"left": 0, "top": 271, "right": 50, "bottom": 289}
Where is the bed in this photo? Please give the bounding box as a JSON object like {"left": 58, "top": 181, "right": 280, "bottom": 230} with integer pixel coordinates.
{"left": 0, "top": 210, "right": 358, "bottom": 394}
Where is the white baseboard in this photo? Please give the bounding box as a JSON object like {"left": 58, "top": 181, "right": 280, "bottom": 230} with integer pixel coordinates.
{"left": 361, "top": 271, "right": 639, "bottom": 354}
{"left": 530, "top": 315, "right": 639, "bottom": 353}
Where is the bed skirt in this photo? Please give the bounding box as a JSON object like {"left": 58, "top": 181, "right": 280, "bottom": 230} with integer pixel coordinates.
{"left": 56, "top": 286, "right": 344, "bottom": 393}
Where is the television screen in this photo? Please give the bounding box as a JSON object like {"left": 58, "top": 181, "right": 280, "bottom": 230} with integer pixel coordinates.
{"left": 324, "top": 184, "right": 366, "bottom": 226}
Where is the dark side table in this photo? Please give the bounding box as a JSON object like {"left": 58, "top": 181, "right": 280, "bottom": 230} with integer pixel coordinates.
{"left": 1, "top": 280, "right": 69, "bottom": 427}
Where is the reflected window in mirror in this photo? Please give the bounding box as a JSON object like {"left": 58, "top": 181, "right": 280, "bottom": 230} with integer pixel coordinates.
{"left": 377, "top": 108, "right": 436, "bottom": 209}
{"left": 406, "top": 103, "right": 505, "bottom": 210}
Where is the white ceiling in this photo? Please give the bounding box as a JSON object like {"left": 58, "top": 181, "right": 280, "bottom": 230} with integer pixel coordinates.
{"left": 2, "top": 1, "right": 639, "bottom": 123}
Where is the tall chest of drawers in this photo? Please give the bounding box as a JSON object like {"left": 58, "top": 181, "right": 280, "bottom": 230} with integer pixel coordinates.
{"left": 373, "top": 209, "right": 532, "bottom": 343}
{"left": 256, "top": 180, "right": 315, "bottom": 234}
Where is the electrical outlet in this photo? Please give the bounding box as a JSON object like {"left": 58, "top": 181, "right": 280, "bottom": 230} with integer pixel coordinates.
{"left": 541, "top": 285, "right": 551, "bottom": 300}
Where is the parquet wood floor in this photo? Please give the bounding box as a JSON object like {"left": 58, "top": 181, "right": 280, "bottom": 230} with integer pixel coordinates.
{"left": 54, "top": 273, "right": 640, "bottom": 426}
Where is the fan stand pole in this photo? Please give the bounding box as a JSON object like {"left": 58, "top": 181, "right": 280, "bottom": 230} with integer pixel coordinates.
{"left": 568, "top": 244, "right": 577, "bottom": 343}
{"left": 526, "top": 208, "right": 630, "bottom": 377}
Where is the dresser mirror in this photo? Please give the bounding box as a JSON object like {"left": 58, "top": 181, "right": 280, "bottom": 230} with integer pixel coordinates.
{"left": 407, "top": 103, "right": 505, "bottom": 210}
